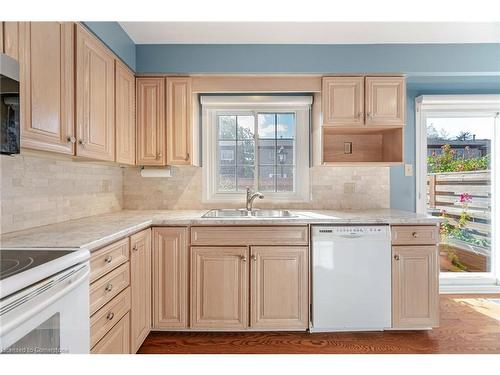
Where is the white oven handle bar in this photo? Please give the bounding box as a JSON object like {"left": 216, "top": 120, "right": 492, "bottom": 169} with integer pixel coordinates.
{"left": 0, "top": 263, "right": 89, "bottom": 337}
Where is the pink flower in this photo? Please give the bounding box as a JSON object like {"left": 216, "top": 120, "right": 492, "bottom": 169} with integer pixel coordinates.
{"left": 459, "top": 193, "right": 472, "bottom": 203}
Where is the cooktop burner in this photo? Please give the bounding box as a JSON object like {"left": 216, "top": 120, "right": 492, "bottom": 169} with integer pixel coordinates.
{"left": 0, "top": 250, "right": 73, "bottom": 281}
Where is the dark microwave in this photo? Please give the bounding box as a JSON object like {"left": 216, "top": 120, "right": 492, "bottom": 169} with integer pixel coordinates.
{"left": 0, "top": 53, "right": 20, "bottom": 155}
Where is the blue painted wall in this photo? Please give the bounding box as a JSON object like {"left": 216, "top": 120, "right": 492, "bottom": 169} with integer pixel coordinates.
{"left": 83, "top": 22, "right": 136, "bottom": 71}
{"left": 135, "top": 43, "right": 500, "bottom": 75}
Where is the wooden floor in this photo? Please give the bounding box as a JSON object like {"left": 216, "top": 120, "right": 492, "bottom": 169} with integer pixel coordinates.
{"left": 138, "top": 294, "right": 500, "bottom": 354}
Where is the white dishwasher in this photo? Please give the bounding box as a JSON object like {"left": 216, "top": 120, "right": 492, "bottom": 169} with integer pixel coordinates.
{"left": 311, "top": 225, "right": 392, "bottom": 332}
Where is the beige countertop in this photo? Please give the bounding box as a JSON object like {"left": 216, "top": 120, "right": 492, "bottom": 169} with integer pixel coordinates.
{"left": 0, "top": 209, "right": 441, "bottom": 251}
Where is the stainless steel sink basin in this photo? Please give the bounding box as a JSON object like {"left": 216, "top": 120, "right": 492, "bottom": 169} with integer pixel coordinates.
{"left": 201, "top": 209, "right": 297, "bottom": 218}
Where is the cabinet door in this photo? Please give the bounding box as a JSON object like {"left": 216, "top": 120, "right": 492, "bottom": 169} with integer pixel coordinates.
{"left": 19, "top": 22, "right": 75, "bottom": 155}
{"left": 0, "top": 22, "right": 4, "bottom": 53}
{"left": 365, "top": 77, "right": 405, "bottom": 126}
{"left": 136, "top": 77, "right": 166, "bottom": 165}
{"left": 392, "top": 246, "right": 439, "bottom": 329}
{"left": 3, "top": 22, "right": 19, "bottom": 60}
{"left": 75, "top": 24, "right": 115, "bottom": 161}
{"left": 322, "top": 77, "right": 364, "bottom": 126}
{"left": 166, "top": 77, "right": 192, "bottom": 165}
{"left": 130, "top": 228, "right": 152, "bottom": 353}
{"left": 91, "top": 312, "right": 130, "bottom": 354}
{"left": 191, "top": 246, "right": 248, "bottom": 329}
{"left": 250, "top": 246, "right": 309, "bottom": 330}
{"left": 153, "top": 227, "right": 188, "bottom": 329}
{"left": 115, "top": 60, "right": 136, "bottom": 165}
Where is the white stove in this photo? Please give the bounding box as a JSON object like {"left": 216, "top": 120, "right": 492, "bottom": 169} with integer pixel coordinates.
{"left": 0, "top": 247, "right": 90, "bottom": 354}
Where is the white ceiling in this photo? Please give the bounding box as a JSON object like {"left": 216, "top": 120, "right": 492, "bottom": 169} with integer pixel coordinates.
{"left": 119, "top": 22, "right": 500, "bottom": 44}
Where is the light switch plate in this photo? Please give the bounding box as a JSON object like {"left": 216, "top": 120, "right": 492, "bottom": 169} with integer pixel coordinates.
{"left": 404, "top": 164, "right": 413, "bottom": 176}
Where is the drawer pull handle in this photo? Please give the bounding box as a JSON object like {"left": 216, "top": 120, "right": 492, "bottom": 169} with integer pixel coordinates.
{"left": 105, "top": 284, "right": 113, "bottom": 292}
{"left": 394, "top": 254, "right": 400, "bottom": 261}
{"left": 106, "top": 312, "right": 115, "bottom": 321}
{"left": 240, "top": 255, "right": 247, "bottom": 262}
{"left": 104, "top": 255, "right": 113, "bottom": 263}
{"left": 412, "top": 232, "right": 418, "bottom": 238}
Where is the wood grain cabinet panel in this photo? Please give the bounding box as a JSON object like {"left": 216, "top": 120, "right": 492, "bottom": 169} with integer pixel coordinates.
{"left": 90, "top": 262, "right": 130, "bottom": 315}
{"left": 322, "top": 77, "right": 364, "bottom": 126}
{"left": 365, "top": 77, "right": 405, "bottom": 126}
{"left": 166, "top": 77, "right": 192, "bottom": 165}
{"left": 115, "top": 60, "right": 136, "bottom": 165}
{"left": 91, "top": 312, "right": 130, "bottom": 354}
{"left": 191, "top": 247, "right": 249, "bottom": 330}
{"left": 392, "top": 246, "right": 439, "bottom": 329}
{"left": 130, "top": 228, "right": 152, "bottom": 353}
{"left": 136, "top": 77, "right": 165, "bottom": 165}
{"left": 0, "top": 22, "right": 4, "bottom": 54}
{"left": 75, "top": 24, "right": 115, "bottom": 161}
{"left": 19, "top": 22, "right": 75, "bottom": 154}
{"left": 90, "top": 238, "right": 129, "bottom": 283}
{"left": 153, "top": 227, "right": 189, "bottom": 329}
{"left": 250, "top": 247, "right": 309, "bottom": 330}
{"left": 391, "top": 225, "right": 439, "bottom": 246}
{"left": 3, "top": 22, "right": 19, "bottom": 59}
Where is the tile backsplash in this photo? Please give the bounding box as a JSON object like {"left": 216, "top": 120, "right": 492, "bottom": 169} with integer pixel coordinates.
{"left": 1, "top": 154, "right": 123, "bottom": 234}
{"left": 123, "top": 165, "right": 389, "bottom": 210}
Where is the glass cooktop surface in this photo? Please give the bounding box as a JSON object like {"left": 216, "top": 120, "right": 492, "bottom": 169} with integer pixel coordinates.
{"left": 0, "top": 250, "right": 73, "bottom": 281}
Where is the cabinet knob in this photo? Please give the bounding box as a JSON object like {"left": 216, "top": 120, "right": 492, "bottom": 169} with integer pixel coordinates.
{"left": 240, "top": 255, "right": 247, "bottom": 262}
{"left": 251, "top": 255, "right": 257, "bottom": 261}
{"left": 132, "top": 245, "right": 138, "bottom": 252}
{"left": 66, "top": 136, "right": 76, "bottom": 144}
{"left": 412, "top": 232, "right": 418, "bottom": 238}
{"left": 105, "top": 284, "right": 113, "bottom": 292}
{"left": 106, "top": 312, "right": 115, "bottom": 321}
{"left": 78, "top": 139, "right": 86, "bottom": 146}
{"left": 394, "top": 254, "right": 400, "bottom": 261}
{"left": 104, "top": 255, "right": 113, "bottom": 263}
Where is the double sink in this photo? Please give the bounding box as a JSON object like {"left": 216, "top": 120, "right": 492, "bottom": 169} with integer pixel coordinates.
{"left": 202, "top": 209, "right": 297, "bottom": 218}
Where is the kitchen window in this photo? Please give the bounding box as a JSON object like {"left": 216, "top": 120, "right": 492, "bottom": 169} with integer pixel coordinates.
{"left": 201, "top": 96, "right": 312, "bottom": 203}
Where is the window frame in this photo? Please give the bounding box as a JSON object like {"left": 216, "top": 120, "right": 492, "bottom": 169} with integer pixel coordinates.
{"left": 201, "top": 95, "right": 312, "bottom": 204}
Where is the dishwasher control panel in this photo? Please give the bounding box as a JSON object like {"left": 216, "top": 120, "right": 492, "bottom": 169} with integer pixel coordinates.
{"left": 313, "top": 225, "right": 390, "bottom": 239}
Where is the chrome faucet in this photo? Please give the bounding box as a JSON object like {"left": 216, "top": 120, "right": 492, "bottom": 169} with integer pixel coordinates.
{"left": 245, "top": 187, "right": 264, "bottom": 211}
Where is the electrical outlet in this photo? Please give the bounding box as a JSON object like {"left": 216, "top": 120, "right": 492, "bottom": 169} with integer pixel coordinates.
{"left": 404, "top": 164, "right": 413, "bottom": 176}
{"left": 344, "top": 182, "right": 355, "bottom": 193}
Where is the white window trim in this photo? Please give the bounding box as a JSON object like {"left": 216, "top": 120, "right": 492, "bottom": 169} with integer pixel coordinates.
{"left": 201, "top": 95, "right": 312, "bottom": 204}
{"left": 415, "top": 94, "right": 500, "bottom": 291}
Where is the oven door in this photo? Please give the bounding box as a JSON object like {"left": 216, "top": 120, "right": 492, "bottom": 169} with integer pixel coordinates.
{"left": 0, "top": 263, "right": 90, "bottom": 354}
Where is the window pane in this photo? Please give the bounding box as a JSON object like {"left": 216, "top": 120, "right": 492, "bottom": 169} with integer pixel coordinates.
{"left": 237, "top": 140, "right": 255, "bottom": 165}
{"left": 277, "top": 139, "right": 294, "bottom": 165}
{"left": 277, "top": 165, "right": 294, "bottom": 192}
{"left": 237, "top": 116, "right": 255, "bottom": 139}
{"left": 237, "top": 165, "right": 255, "bottom": 191}
{"left": 258, "top": 139, "right": 276, "bottom": 165}
{"left": 277, "top": 113, "right": 295, "bottom": 139}
{"left": 218, "top": 166, "right": 236, "bottom": 191}
{"left": 218, "top": 115, "right": 236, "bottom": 140}
{"left": 258, "top": 165, "right": 276, "bottom": 192}
{"left": 258, "top": 114, "right": 276, "bottom": 139}
{"left": 218, "top": 141, "right": 236, "bottom": 165}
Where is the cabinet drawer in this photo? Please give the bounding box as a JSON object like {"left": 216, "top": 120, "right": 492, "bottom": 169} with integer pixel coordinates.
{"left": 91, "top": 312, "right": 130, "bottom": 354}
{"left": 90, "top": 263, "right": 130, "bottom": 315}
{"left": 391, "top": 225, "right": 439, "bottom": 245}
{"left": 191, "top": 226, "right": 309, "bottom": 246}
{"left": 90, "top": 287, "right": 131, "bottom": 347}
{"left": 90, "top": 238, "right": 129, "bottom": 282}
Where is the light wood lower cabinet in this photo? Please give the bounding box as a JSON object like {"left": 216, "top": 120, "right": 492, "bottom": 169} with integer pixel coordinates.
{"left": 392, "top": 245, "right": 439, "bottom": 329}
{"left": 191, "top": 246, "right": 249, "bottom": 330}
{"left": 153, "top": 227, "right": 189, "bottom": 329}
{"left": 250, "top": 246, "right": 309, "bottom": 330}
{"left": 130, "top": 228, "right": 152, "bottom": 353}
{"left": 91, "top": 313, "right": 131, "bottom": 354}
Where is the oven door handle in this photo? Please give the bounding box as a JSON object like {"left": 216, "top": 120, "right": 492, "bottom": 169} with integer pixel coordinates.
{"left": 0, "top": 263, "right": 89, "bottom": 337}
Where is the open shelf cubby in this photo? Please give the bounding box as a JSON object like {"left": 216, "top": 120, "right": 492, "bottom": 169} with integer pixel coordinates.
{"left": 322, "top": 126, "right": 403, "bottom": 165}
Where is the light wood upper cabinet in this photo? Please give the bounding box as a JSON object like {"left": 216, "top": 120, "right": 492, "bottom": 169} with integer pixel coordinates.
{"left": 392, "top": 245, "right": 439, "bottom": 329}
{"left": 0, "top": 22, "right": 4, "bottom": 53}
{"left": 130, "top": 228, "right": 152, "bottom": 353}
{"left": 365, "top": 77, "right": 405, "bottom": 126}
{"left": 153, "top": 227, "right": 188, "bottom": 329}
{"left": 166, "top": 77, "right": 192, "bottom": 165}
{"left": 250, "top": 246, "right": 309, "bottom": 330}
{"left": 19, "top": 22, "right": 75, "bottom": 155}
{"left": 322, "top": 77, "right": 364, "bottom": 126}
{"left": 75, "top": 24, "right": 115, "bottom": 161}
{"left": 115, "top": 60, "right": 136, "bottom": 165}
{"left": 136, "top": 77, "right": 166, "bottom": 165}
{"left": 3, "top": 22, "right": 19, "bottom": 60}
{"left": 191, "top": 246, "right": 249, "bottom": 330}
